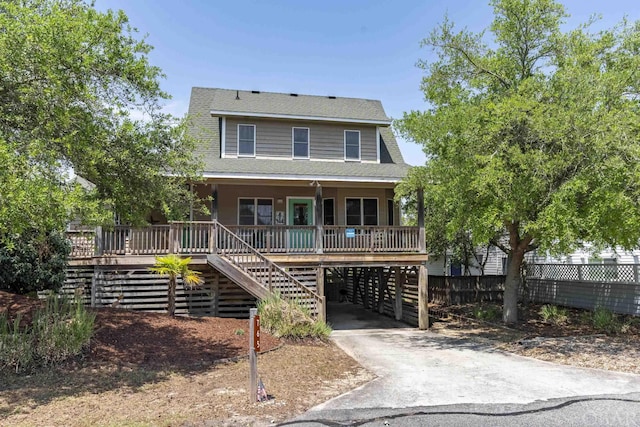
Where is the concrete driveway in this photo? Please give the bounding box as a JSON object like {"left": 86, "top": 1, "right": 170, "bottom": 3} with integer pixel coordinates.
{"left": 313, "top": 303, "right": 640, "bottom": 410}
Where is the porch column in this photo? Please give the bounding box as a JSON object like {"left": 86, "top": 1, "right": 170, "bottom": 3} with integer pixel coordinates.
{"left": 394, "top": 267, "right": 403, "bottom": 321}
{"left": 417, "top": 187, "right": 426, "bottom": 253}
{"left": 315, "top": 182, "right": 323, "bottom": 254}
{"left": 316, "top": 267, "right": 326, "bottom": 322}
{"left": 418, "top": 263, "right": 429, "bottom": 330}
{"left": 211, "top": 183, "right": 218, "bottom": 221}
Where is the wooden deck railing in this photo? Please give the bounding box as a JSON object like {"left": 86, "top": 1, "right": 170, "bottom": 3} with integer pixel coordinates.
{"left": 68, "top": 222, "right": 422, "bottom": 258}
{"left": 215, "top": 222, "right": 323, "bottom": 316}
{"left": 226, "top": 225, "right": 317, "bottom": 253}
{"left": 66, "top": 230, "right": 96, "bottom": 258}
{"left": 323, "top": 226, "right": 419, "bottom": 253}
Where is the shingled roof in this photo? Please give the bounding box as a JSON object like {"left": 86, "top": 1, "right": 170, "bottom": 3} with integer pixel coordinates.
{"left": 188, "top": 87, "right": 409, "bottom": 182}
{"left": 205, "top": 88, "right": 392, "bottom": 124}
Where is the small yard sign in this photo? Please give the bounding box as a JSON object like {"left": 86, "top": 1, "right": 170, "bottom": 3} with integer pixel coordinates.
{"left": 345, "top": 228, "right": 356, "bottom": 238}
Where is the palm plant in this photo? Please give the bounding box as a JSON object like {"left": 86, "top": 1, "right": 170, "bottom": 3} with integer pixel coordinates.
{"left": 149, "top": 255, "right": 203, "bottom": 316}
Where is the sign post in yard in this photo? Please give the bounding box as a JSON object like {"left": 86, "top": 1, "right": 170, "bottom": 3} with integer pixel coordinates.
{"left": 249, "top": 308, "right": 260, "bottom": 402}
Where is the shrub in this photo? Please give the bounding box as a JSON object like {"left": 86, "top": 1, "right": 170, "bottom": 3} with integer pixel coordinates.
{"left": 0, "top": 295, "right": 95, "bottom": 373}
{"left": 539, "top": 305, "right": 568, "bottom": 325}
{"left": 592, "top": 307, "right": 622, "bottom": 334}
{"left": 0, "top": 314, "right": 33, "bottom": 373}
{"left": 0, "top": 229, "right": 70, "bottom": 294}
{"left": 472, "top": 304, "right": 501, "bottom": 322}
{"left": 257, "top": 293, "right": 332, "bottom": 339}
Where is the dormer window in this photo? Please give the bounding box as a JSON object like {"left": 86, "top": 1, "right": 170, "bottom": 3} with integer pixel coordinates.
{"left": 238, "top": 124, "right": 256, "bottom": 157}
{"left": 292, "top": 127, "right": 310, "bottom": 159}
{"left": 344, "top": 130, "right": 361, "bottom": 161}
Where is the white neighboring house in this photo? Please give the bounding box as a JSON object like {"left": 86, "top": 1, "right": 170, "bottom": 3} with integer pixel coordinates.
{"left": 426, "top": 245, "right": 508, "bottom": 276}
{"left": 529, "top": 246, "right": 640, "bottom": 265}
{"left": 426, "top": 244, "right": 640, "bottom": 277}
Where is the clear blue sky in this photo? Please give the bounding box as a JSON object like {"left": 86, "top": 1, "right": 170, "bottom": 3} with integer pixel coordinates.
{"left": 97, "top": 0, "right": 639, "bottom": 166}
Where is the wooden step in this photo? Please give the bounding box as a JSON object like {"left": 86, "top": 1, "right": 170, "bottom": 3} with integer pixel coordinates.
{"left": 206, "top": 255, "right": 269, "bottom": 300}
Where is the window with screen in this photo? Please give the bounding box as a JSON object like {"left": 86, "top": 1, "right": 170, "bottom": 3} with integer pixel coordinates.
{"left": 238, "top": 124, "right": 255, "bottom": 157}
{"left": 344, "top": 130, "right": 360, "bottom": 161}
{"left": 346, "top": 198, "right": 378, "bottom": 226}
{"left": 292, "top": 127, "right": 309, "bottom": 158}
{"left": 323, "top": 199, "right": 335, "bottom": 225}
{"left": 238, "top": 198, "right": 272, "bottom": 225}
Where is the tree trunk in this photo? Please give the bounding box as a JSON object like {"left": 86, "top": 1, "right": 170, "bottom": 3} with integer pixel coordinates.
{"left": 168, "top": 276, "right": 177, "bottom": 317}
{"left": 503, "top": 249, "right": 524, "bottom": 324}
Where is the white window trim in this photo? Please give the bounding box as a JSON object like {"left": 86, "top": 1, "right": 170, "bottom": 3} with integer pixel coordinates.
{"left": 344, "top": 197, "right": 379, "bottom": 226}
{"left": 344, "top": 130, "right": 361, "bottom": 161}
{"left": 237, "top": 197, "right": 274, "bottom": 225}
{"left": 237, "top": 124, "right": 256, "bottom": 157}
{"left": 292, "top": 127, "right": 310, "bottom": 159}
{"left": 322, "top": 197, "right": 335, "bottom": 225}
{"left": 221, "top": 117, "right": 227, "bottom": 158}
{"left": 376, "top": 127, "right": 381, "bottom": 163}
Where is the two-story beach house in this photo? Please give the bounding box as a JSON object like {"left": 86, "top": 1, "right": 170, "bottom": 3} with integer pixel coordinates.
{"left": 67, "top": 88, "right": 429, "bottom": 327}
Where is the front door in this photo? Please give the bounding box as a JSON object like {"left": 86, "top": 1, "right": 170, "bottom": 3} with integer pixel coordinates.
{"left": 288, "top": 198, "right": 314, "bottom": 251}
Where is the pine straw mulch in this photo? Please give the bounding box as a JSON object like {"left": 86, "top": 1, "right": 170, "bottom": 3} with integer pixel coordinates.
{"left": 429, "top": 302, "right": 640, "bottom": 375}
{"left": 0, "top": 291, "right": 373, "bottom": 426}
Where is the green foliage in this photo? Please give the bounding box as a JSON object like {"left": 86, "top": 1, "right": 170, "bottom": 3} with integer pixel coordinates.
{"left": 539, "top": 304, "right": 568, "bottom": 325}
{"left": 0, "top": 296, "right": 95, "bottom": 373}
{"left": 149, "top": 255, "right": 203, "bottom": 316}
{"left": 472, "top": 304, "right": 502, "bottom": 322}
{"left": 0, "top": 0, "right": 203, "bottom": 237}
{"left": 234, "top": 328, "right": 245, "bottom": 336}
{"left": 396, "top": 0, "right": 640, "bottom": 323}
{"left": 257, "top": 293, "right": 332, "bottom": 339}
{"left": 0, "top": 314, "right": 34, "bottom": 373}
{"left": 591, "top": 307, "right": 625, "bottom": 334}
{"left": 0, "top": 230, "right": 70, "bottom": 294}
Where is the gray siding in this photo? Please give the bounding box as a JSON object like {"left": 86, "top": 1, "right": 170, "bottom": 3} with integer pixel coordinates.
{"left": 224, "top": 117, "right": 378, "bottom": 162}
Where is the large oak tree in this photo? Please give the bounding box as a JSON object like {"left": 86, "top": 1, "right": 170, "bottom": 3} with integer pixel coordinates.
{"left": 0, "top": 0, "right": 201, "bottom": 239}
{"left": 396, "top": 0, "right": 640, "bottom": 323}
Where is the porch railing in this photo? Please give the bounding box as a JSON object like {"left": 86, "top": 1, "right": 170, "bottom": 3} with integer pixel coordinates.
{"left": 68, "top": 222, "right": 422, "bottom": 257}
{"left": 215, "top": 222, "right": 323, "bottom": 316}
{"left": 323, "top": 226, "right": 419, "bottom": 253}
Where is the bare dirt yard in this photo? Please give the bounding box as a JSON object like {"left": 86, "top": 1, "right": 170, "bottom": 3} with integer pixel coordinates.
{"left": 0, "top": 292, "right": 373, "bottom": 427}
{"left": 430, "top": 302, "right": 640, "bottom": 374}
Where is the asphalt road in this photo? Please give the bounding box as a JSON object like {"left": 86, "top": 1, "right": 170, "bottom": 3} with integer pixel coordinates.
{"left": 283, "top": 393, "right": 640, "bottom": 426}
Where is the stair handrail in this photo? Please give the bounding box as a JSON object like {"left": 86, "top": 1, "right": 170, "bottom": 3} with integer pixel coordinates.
{"left": 215, "top": 221, "right": 322, "bottom": 302}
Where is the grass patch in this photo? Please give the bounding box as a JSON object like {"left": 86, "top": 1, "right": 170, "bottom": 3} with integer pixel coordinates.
{"left": 591, "top": 307, "right": 627, "bottom": 334}
{"left": 539, "top": 304, "right": 568, "bottom": 325}
{"left": 257, "top": 293, "right": 332, "bottom": 339}
{"left": 472, "top": 304, "right": 501, "bottom": 322}
{"left": 0, "top": 295, "right": 95, "bottom": 373}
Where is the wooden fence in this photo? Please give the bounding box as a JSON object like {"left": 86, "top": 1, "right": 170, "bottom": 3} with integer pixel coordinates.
{"left": 429, "top": 275, "right": 505, "bottom": 305}
{"left": 56, "top": 265, "right": 256, "bottom": 318}
{"left": 525, "top": 264, "right": 640, "bottom": 316}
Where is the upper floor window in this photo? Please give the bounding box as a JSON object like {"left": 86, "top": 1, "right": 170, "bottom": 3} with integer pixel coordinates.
{"left": 346, "top": 198, "right": 378, "bottom": 226}
{"left": 238, "top": 124, "right": 256, "bottom": 157}
{"left": 292, "top": 127, "right": 309, "bottom": 159}
{"left": 344, "top": 130, "right": 361, "bottom": 161}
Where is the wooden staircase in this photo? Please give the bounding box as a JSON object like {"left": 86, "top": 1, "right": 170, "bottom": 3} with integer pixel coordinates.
{"left": 207, "top": 222, "right": 325, "bottom": 319}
